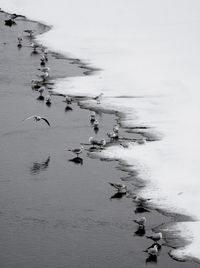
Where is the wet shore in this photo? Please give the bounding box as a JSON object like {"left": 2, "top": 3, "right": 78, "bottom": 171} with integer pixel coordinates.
{"left": 0, "top": 9, "right": 199, "bottom": 268}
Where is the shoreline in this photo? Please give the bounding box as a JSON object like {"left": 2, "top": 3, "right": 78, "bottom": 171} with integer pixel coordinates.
{"left": 0, "top": 8, "right": 199, "bottom": 267}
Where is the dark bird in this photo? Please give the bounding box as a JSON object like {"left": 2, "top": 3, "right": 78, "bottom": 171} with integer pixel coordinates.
{"left": 23, "top": 115, "right": 51, "bottom": 127}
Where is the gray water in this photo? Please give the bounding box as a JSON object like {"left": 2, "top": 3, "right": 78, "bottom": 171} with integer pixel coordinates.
{"left": 0, "top": 11, "right": 199, "bottom": 268}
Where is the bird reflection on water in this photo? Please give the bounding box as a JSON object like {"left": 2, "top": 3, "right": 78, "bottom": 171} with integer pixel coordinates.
{"left": 30, "top": 156, "right": 50, "bottom": 175}
{"left": 134, "top": 225, "right": 146, "bottom": 237}
{"left": 65, "top": 105, "right": 73, "bottom": 112}
{"left": 134, "top": 205, "right": 150, "bottom": 214}
{"left": 145, "top": 254, "right": 157, "bottom": 264}
{"left": 68, "top": 157, "right": 83, "bottom": 165}
{"left": 109, "top": 192, "right": 126, "bottom": 200}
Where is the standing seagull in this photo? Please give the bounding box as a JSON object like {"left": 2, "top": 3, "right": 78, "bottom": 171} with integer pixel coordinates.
{"left": 17, "top": 37, "right": 23, "bottom": 48}
{"left": 24, "top": 29, "right": 34, "bottom": 37}
{"left": 146, "top": 245, "right": 158, "bottom": 256}
{"left": 146, "top": 232, "right": 162, "bottom": 243}
{"left": 134, "top": 216, "right": 147, "bottom": 227}
{"left": 31, "top": 43, "right": 40, "bottom": 54}
{"left": 93, "top": 93, "right": 103, "bottom": 104}
{"left": 68, "top": 145, "right": 84, "bottom": 157}
{"left": 23, "top": 115, "right": 51, "bottom": 127}
{"left": 108, "top": 182, "right": 127, "bottom": 193}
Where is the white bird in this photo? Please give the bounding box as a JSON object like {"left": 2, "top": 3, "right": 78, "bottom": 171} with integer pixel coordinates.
{"left": 38, "top": 86, "right": 45, "bottom": 95}
{"left": 108, "top": 182, "right": 127, "bottom": 193}
{"left": 120, "top": 142, "right": 129, "bottom": 148}
{"left": 113, "top": 124, "right": 119, "bottom": 133}
{"left": 132, "top": 195, "right": 151, "bottom": 203}
{"left": 24, "top": 29, "right": 34, "bottom": 37}
{"left": 46, "top": 95, "right": 51, "bottom": 105}
{"left": 146, "top": 245, "right": 158, "bottom": 256}
{"left": 137, "top": 138, "right": 146, "bottom": 145}
{"left": 40, "top": 55, "right": 46, "bottom": 66}
{"left": 146, "top": 232, "right": 162, "bottom": 242}
{"left": 31, "top": 79, "right": 43, "bottom": 90}
{"left": 23, "top": 115, "right": 51, "bottom": 126}
{"left": 134, "top": 216, "right": 147, "bottom": 227}
{"left": 31, "top": 42, "right": 40, "bottom": 53}
{"left": 38, "top": 67, "right": 50, "bottom": 73}
{"left": 93, "top": 93, "right": 103, "bottom": 104}
{"left": 90, "top": 111, "right": 96, "bottom": 122}
{"left": 68, "top": 145, "right": 84, "bottom": 157}
{"left": 93, "top": 119, "right": 99, "bottom": 129}
{"left": 37, "top": 72, "right": 49, "bottom": 81}
{"left": 107, "top": 131, "right": 118, "bottom": 139}
{"left": 63, "top": 96, "right": 72, "bottom": 105}
{"left": 17, "top": 37, "right": 23, "bottom": 47}
{"left": 89, "top": 137, "right": 106, "bottom": 147}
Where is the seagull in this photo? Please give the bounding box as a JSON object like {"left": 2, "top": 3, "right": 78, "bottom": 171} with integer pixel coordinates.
{"left": 63, "top": 96, "right": 72, "bottom": 105}
{"left": 146, "top": 245, "right": 158, "bottom": 256}
{"left": 17, "top": 37, "right": 23, "bottom": 47}
{"left": 68, "top": 145, "right": 84, "bottom": 157}
{"left": 93, "top": 93, "right": 103, "bottom": 104}
{"left": 24, "top": 30, "right": 34, "bottom": 37}
{"left": 45, "top": 95, "right": 51, "bottom": 105}
{"left": 146, "top": 232, "right": 162, "bottom": 242}
{"left": 93, "top": 119, "right": 99, "bottom": 130}
{"left": 38, "top": 86, "right": 45, "bottom": 95}
{"left": 137, "top": 138, "right": 146, "bottom": 145}
{"left": 108, "top": 182, "right": 127, "bottom": 193}
{"left": 31, "top": 79, "right": 43, "bottom": 90}
{"left": 132, "top": 195, "right": 151, "bottom": 204}
{"left": 37, "top": 71, "right": 49, "bottom": 81}
{"left": 40, "top": 55, "right": 46, "bottom": 66}
{"left": 107, "top": 131, "right": 118, "bottom": 139}
{"left": 134, "top": 216, "right": 146, "bottom": 227}
{"left": 38, "top": 67, "right": 50, "bottom": 73}
{"left": 89, "top": 137, "right": 106, "bottom": 147}
{"left": 23, "top": 115, "right": 51, "bottom": 126}
{"left": 31, "top": 43, "right": 40, "bottom": 53}
{"left": 90, "top": 111, "right": 96, "bottom": 123}
{"left": 120, "top": 142, "right": 129, "bottom": 148}
{"left": 113, "top": 124, "right": 119, "bottom": 133}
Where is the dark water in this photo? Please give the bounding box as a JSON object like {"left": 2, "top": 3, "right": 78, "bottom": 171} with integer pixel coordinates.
{"left": 0, "top": 11, "right": 199, "bottom": 268}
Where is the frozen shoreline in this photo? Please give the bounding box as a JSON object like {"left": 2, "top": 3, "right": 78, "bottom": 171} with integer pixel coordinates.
{"left": 1, "top": 1, "right": 200, "bottom": 264}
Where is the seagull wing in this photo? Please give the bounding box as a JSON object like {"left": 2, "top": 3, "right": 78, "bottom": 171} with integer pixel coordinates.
{"left": 22, "top": 115, "right": 36, "bottom": 121}
{"left": 41, "top": 117, "right": 51, "bottom": 126}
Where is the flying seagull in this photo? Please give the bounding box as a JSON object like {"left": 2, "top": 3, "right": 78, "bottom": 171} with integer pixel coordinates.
{"left": 23, "top": 115, "right": 51, "bottom": 126}
{"left": 68, "top": 145, "right": 84, "bottom": 157}
{"left": 108, "top": 182, "right": 127, "bottom": 193}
